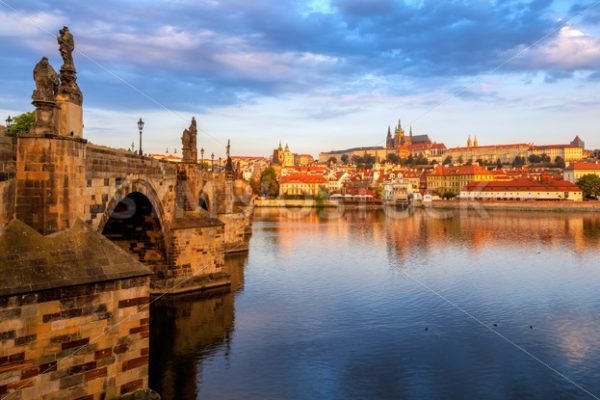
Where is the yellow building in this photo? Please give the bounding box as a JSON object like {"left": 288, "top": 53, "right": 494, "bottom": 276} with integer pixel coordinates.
{"left": 319, "top": 147, "right": 390, "bottom": 163}
{"left": 564, "top": 162, "right": 600, "bottom": 183}
{"left": 460, "top": 177, "right": 583, "bottom": 201}
{"left": 273, "top": 142, "right": 296, "bottom": 166}
{"left": 529, "top": 145, "right": 583, "bottom": 162}
{"left": 444, "top": 142, "right": 531, "bottom": 164}
{"left": 279, "top": 174, "right": 327, "bottom": 196}
{"left": 427, "top": 165, "right": 508, "bottom": 195}
{"left": 295, "top": 153, "right": 314, "bottom": 166}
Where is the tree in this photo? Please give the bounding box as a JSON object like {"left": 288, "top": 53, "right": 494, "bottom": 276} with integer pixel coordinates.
{"left": 386, "top": 153, "right": 401, "bottom": 165}
{"left": 577, "top": 174, "right": 600, "bottom": 199}
{"left": 340, "top": 154, "right": 349, "bottom": 164}
{"left": 6, "top": 112, "right": 35, "bottom": 135}
{"left": 364, "top": 154, "right": 376, "bottom": 169}
{"left": 457, "top": 155, "right": 464, "bottom": 165}
{"left": 512, "top": 156, "right": 526, "bottom": 168}
{"left": 259, "top": 167, "right": 279, "bottom": 197}
{"left": 442, "top": 155, "right": 453, "bottom": 166}
{"left": 540, "top": 153, "right": 551, "bottom": 163}
{"left": 249, "top": 178, "right": 260, "bottom": 194}
{"left": 327, "top": 156, "right": 338, "bottom": 165}
{"left": 351, "top": 155, "right": 363, "bottom": 166}
{"left": 554, "top": 156, "right": 565, "bottom": 169}
{"left": 528, "top": 154, "right": 541, "bottom": 164}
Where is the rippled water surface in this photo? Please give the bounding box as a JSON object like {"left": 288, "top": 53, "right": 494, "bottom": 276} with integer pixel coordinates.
{"left": 150, "top": 210, "right": 600, "bottom": 400}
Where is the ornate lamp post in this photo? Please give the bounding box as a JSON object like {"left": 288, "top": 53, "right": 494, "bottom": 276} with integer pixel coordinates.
{"left": 211, "top": 153, "right": 215, "bottom": 171}
{"left": 137, "top": 118, "right": 144, "bottom": 156}
{"left": 5, "top": 115, "right": 13, "bottom": 128}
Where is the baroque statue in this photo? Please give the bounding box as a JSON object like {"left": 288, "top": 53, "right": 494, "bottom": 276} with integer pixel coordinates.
{"left": 58, "top": 26, "right": 75, "bottom": 69}
{"left": 56, "top": 26, "right": 83, "bottom": 105}
{"left": 32, "top": 57, "right": 59, "bottom": 102}
{"left": 181, "top": 117, "right": 198, "bottom": 163}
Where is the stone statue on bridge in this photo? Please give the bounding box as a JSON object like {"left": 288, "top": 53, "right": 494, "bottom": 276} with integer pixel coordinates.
{"left": 181, "top": 117, "right": 198, "bottom": 163}
{"left": 58, "top": 26, "right": 75, "bottom": 69}
{"left": 57, "top": 26, "right": 82, "bottom": 106}
{"left": 29, "top": 57, "right": 59, "bottom": 135}
{"left": 32, "top": 57, "right": 59, "bottom": 102}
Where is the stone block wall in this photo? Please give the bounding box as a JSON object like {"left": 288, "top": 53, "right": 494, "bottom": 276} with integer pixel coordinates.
{"left": 172, "top": 224, "right": 225, "bottom": 278}
{"left": 0, "top": 277, "right": 151, "bottom": 400}
{"left": 0, "top": 137, "right": 16, "bottom": 227}
{"left": 15, "top": 136, "right": 86, "bottom": 234}
{"left": 218, "top": 212, "right": 249, "bottom": 253}
{"left": 84, "top": 144, "right": 178, "bottom": 232}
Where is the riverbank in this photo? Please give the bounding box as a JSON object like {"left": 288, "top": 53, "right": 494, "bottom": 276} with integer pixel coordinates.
{"left": 254, "top": 198, "right": 383, "bottom": 210}
{"left": 429, "top": 199, "right": 600, "bottom": 213}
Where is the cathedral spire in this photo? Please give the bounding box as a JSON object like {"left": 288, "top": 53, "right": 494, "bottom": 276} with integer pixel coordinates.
{"left": 409, "top": 125, "right": 413, "bottom": 138}
{"left": 473, "top": 136, "right": 479, "bottom": 147}
{"left": 467, "top": 135, "right": 473, "bottom": 148}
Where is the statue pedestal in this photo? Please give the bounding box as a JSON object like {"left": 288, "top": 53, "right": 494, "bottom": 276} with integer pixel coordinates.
{"left": 56, "top": 95, "right": 83, "bottom": 137}
{"left": 30, "top": 99, "right": 59, "bottom": 135}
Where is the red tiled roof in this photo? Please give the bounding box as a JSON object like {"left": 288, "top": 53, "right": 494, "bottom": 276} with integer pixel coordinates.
{"left": 566, "top": 162, "right": 600, "bottom": 171}
{"left": 463, "top": 177, "right": 581, "bottom": 192}
{"left": 280, "top": 174, "right": 327, "bottom": 184}
{"left": 447, "top": 143, "right": 530, "bottom": 151}
{"left": 429, "top": 165, "right": 502, "bottom": 176}
{"left": 531, "top": 145, "right": 580, "bottom": 150}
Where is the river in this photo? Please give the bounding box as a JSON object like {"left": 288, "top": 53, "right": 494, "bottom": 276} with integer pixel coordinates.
{"left": 150, "top": 209, "right": 600, "bottom": 400}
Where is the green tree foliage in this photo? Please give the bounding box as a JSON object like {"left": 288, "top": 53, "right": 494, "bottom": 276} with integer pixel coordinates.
{"left": 577, "top": 174, "right": 600, "bottom": 199}
{"left": 249, "top": 178, "right": 260, "bottom": 194}
{"left": 327, "top": 156, "right": 338, "bottom": 164}
{"left": 512, "top": 156, "right": 526, "bottom": 167}
{"left": 386, "top": 153, "right": 401, "bottom": 164}
{"left": 442, "top": 156, "right": 453, "bottom": 165}
{"left": 6, "top": 112, "right": 35, "bottom": 135}
{"left": 351, "top": 155, "right": 376, "bottom": 169}
{"left": 340, "top": 154, "right": 349, "bottom": 164}
{"left": 528, "top": 154, "right": 541, "bottom": 164}
{"left": 259, "top": 167, "right": 279, "bottom": 197}
{"left": 554, "top": 156, "right": 565, "bottom": 169}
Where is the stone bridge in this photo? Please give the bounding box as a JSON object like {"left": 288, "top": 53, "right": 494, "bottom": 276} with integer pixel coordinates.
{"left": 0, "top": 133, "right": 252, "bottom": 294}
{"left": 0, "top": 26, "right": 255, "bottom": 400}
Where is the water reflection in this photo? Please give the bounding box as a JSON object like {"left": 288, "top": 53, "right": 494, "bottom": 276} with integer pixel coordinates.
{"left": 149, "top": 253, "right": 247, "bottom": 400}
{"left": 150, "top": 210, "right": 600, "bottom": 400}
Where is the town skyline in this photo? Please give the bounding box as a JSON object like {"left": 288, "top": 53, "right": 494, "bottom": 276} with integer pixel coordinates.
{"left": 2, "top": 0, "right": 600, "bottom": 156}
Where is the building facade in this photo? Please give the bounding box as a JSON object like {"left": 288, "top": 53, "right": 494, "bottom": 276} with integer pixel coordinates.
{"left": 564, "top": 162, "right": 600, "bottom": 183}
{"left": 279, "top": 174, "right": 327, "bottom": 197}
{"left": 427, "top": 165, "right": 508, "bottom": 195}
{"left": 460, "top": 177, "right": 583, "bottom": 201}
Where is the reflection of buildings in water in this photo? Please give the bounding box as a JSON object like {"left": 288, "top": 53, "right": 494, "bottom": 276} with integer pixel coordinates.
{"left": 257, "top": 209, "right": 600, "bottom": 265}
{"left": 384, "top": 210, "right": 600, "bottom": 263}
{"left": 149, "top": 253, "right": 248, "bottom": 400}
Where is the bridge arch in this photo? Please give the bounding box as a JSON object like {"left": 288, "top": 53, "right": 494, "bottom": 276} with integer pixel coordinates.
{"left": 99, "top": 179, "right": 169, "bottom": 276}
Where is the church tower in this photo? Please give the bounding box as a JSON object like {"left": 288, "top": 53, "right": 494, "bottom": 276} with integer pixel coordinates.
{"left": 394, "top": 119, "right": 405, "bottom": 147}
{"left": 386, "top": 126, "right": 393, "bottom": 149}
{"left": 467, "top": 135, "right": 473, "bottom": 147}
{"left": 474, "top": 136, "right": 479, "bottom": 147}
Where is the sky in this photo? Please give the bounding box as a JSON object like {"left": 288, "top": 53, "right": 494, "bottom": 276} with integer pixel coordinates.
{"left": 1, "top": 0, "right": 600, "bottom": 157}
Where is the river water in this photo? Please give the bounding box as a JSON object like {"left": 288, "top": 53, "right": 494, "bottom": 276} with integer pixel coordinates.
{"left": 150, "top": 209, "right": 600, "bottom": 400}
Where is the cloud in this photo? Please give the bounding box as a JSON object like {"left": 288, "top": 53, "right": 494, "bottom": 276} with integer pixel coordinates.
{"left": 1, "top": 0, "right": 599, "bottom": 115}
{"left": 516, "top": 26, "right": 600, "bottom": 71}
